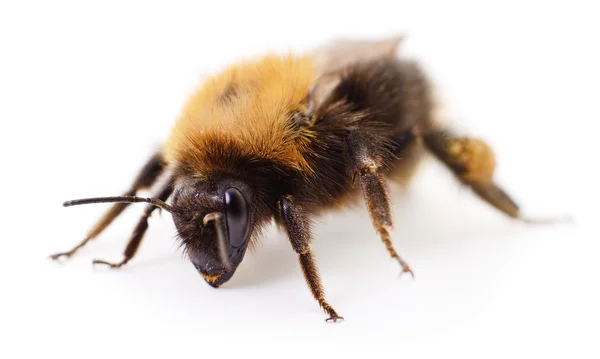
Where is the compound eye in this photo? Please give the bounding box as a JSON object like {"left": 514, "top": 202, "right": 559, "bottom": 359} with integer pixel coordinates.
{"left": 223, "top": 187, "right": 249, "bottom": 248}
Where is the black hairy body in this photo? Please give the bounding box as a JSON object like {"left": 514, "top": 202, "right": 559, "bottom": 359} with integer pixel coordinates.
{"left": 294, "top": 58, "right": 431, "bottom": 211}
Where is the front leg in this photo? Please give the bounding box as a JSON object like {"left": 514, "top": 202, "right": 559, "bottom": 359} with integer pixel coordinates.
{"left": 92, "top": 181, "right": 174, "bottom": 268}
{"left": 348, "top": 132, "right": 415, "bottom": 278}
{"left": 49, "top": 152, "right": 166, "bottom": 261}
{"left": 278, "top": 195, "right": 343, "bottom": 323}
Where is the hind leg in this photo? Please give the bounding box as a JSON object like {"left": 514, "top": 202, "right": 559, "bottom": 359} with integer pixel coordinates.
{"left": 422, "top": 130, "right": 564, "bottom": 223}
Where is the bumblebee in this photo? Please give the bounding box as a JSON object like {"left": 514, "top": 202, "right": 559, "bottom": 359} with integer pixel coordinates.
{"left": 50, "top": 36, "right": 552, "bottom": 322}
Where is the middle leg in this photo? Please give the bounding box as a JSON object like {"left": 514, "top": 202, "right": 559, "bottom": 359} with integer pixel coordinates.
{"left": 348, "top": 131, "right": 414, "bottom": 277}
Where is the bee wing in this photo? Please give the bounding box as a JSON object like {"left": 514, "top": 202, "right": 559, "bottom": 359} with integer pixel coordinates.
{"left": 310, "top": 34, "right": 403, "bottom": 75}
{"left": 307, "top": 35, "right": 403, "bottom": 115}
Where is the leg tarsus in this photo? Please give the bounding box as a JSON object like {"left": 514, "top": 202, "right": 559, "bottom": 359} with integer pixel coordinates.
{"left": 48, "top": 202, "right": 132, "bottom": 262}
{"left": 298, "top": 251, "right": 344, "bottom": 323}
{"left": 397, "top": 258, "right": 415, "bottom": 279}
{"left": 472, "top": 182, "right": 572, "bottom": 225}
{"left": 320, "top": 295, "right": 344, "bottom": 322}
{"left": 378, "top": 226, "right": 414, "bottom": 279}
{"left": 355, "top": 165, "right": 415, "bottom": 277}
{"left": 93, "top": 183, "right": 172, "bottom": 268}
{"left": 325, "top": 313, "right": 345, "bottom": 323}
{"left": 520, "top": 214, "right": 574, "bottom": 225}
{"left": 55, "top": 179, "right": 172, "bottom": 270}
{"left": 92, "top": 258, "right": 129, "bottom": 269}
{"left": 48, "top": 249, "right": 78, "bottom": 262}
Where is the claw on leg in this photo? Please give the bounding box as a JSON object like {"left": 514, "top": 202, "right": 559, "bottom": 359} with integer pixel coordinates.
{"left": 92, "top": 259, "right": 127, "bottom": 269}
{"left": 48, "top": 241, "right": 91, "bottom": 262}
{"left": 520, "top": 213, "right": 574, "bottom": 225}
{"left": 323, "top": 303, "right": 344, "bottom": 323}
{"left": 325, "top": 314, "right": 345, "bottom": 323}
{"left": 48, "top": 251, "right": 76, "bottom": 262}
{"left": 378, "top": 227, "right": 415, "bottom": 279}
{"left": 396, "top": 257, "right": 415, "bottom": 279}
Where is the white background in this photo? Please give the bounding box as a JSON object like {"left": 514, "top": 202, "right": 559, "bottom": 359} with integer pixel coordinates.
{"left": 1, "top": 1, "right": 598, "bottom": 358}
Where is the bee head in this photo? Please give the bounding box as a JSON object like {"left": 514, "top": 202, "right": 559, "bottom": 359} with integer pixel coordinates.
{"left": 170, "top": 175, "right": 254, "bottom": 287}
{"left": 61, "top": 171, "right": 267, "bottom": 288}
